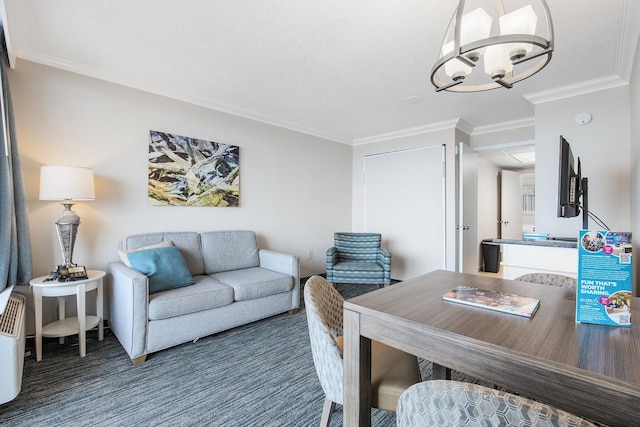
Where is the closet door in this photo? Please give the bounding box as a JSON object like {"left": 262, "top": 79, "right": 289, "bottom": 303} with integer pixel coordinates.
{"left": 364, "top": 145, "right": 446, "bottom": 280}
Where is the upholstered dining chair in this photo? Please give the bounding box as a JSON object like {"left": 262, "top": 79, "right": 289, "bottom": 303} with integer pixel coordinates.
{"left": 303, "top": 275, "right": 420, "bottom": 427}
{"left": 514, "top": 272, "right": 577, "bottom": 289}
{"left": 396, "top": 380, "right": 596, "bottom": 427}
{"left": 326, "top": 232, "right": 391, "bottom": 286}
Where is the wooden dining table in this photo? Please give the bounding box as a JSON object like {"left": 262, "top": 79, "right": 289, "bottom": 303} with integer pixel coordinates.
{"left": 342, "top": 269, "right": 640, "bottom": 427}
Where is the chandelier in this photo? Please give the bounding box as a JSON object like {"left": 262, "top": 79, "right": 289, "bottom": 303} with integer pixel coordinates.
{"left": 431, "top": 0, "right": 554, "bottom": 92}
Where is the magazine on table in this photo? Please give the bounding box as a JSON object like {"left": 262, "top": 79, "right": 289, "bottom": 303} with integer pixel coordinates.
{"left": 443, "top": 287, "right": 540, "bottom": 318}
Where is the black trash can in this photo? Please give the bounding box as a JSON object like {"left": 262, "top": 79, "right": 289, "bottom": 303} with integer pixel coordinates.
{"left": 481, "top": 240, "right": 500, "bottom": 273}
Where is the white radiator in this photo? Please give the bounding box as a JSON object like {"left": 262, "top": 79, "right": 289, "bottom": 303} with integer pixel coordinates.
{"left": 0, "top": 294, "right": 26, "bottom": 404}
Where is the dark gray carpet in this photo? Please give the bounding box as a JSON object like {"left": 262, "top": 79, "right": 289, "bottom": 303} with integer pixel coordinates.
{"left": 0, "top": 282, "right": 484, "bottom": 427}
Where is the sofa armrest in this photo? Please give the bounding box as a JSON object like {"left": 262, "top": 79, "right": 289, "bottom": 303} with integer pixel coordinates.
{"left": 107, "top": 261, "right": 150, "bottom": 360}
{"left": 258, "top": 249, "right": 300, "bottom": 309}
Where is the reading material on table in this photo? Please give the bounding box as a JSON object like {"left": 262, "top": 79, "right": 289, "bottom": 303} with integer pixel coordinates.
{"left": 443, "top": 287, "right": 540, "bottom": 318}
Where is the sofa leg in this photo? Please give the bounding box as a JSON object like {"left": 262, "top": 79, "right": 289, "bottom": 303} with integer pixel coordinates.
{"left": 131, "top": 355, "right": 147, "bottom": 365}
{"left": 288, "top": 308, "right": 299, "bottom": 315}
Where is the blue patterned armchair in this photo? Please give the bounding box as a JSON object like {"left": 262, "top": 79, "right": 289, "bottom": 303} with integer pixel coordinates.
{"left": 326, "top": 232, "right": 391, "bottom": 286}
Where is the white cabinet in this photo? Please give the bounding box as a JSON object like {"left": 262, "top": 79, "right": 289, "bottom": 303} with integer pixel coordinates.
{"left": 498, "top": 241, "right": 577, "bottom": 280}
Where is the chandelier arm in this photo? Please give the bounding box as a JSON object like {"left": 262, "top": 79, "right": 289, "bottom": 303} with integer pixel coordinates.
{"left": 435, "top": 79, "right": 464, "bottom": 92}
{"left": 493, "top": 78, "right": 513, "bottom": 89}
{"left": 458, "top": 34, "right": 551, "bottom": 57}
{"left": 501, "top": 54, "right": 552, "bottom": 85}
{"left": 541, "top": 0, "right": 554, "bottom": 50}
{"left": 512, "top": 47, "right": 553, "bottom": 65}
{"left": 434, "top": 51, "right": 551, "bottom": 92}
{"left": 453, "top": 0, "right": 467, "bottom": 58}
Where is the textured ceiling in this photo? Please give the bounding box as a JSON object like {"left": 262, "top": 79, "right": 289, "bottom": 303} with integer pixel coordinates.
{"left": 1, "top": 0, "right": 638, "bottom": 153}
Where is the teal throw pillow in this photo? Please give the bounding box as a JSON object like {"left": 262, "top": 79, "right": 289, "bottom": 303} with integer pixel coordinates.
{"left": 127, "top": 246, "right": 195, "bottom": 294}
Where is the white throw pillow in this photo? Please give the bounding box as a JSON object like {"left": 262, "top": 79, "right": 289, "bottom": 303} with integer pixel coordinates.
{"left": 118, "top": 240, "right": 174, "bottom": 267}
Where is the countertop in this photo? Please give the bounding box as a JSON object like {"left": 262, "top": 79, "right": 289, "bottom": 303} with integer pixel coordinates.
{"left": 491, "top": 238, "right": 577, "bottom": 249}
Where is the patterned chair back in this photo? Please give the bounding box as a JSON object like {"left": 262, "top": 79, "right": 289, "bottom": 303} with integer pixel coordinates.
{"left": 396, "top": 380, "right": 596, "bottom": 427}
{"left": 334, "top": 232, "right": 382, "bottom": 263}
{"left": 514, "top": 272, "right": 576, "bottom": 289}
{"left": 304, "top": 276, "right": 345, "bottom": 404}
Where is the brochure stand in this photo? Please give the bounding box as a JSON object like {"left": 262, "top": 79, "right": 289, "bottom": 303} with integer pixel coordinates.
{"left": 576, "top": 230, "right": 632, "bottom": 326}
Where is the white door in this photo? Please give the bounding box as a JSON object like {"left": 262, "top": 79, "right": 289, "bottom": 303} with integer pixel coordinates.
{"left": 500, "top": 170, "right": 522, "bottom": 239}
{"left": 456, "top": 142, "right": 478, "bottom": 273}
{"left": 364, "top": 146, "right": 446, "bottom": 280}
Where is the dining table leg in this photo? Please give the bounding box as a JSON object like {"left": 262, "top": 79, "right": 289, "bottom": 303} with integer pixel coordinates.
{"left": 343, "top": 308, "right": 372, "bottom": 427}
{"left": 432, "top": 363, "right": 452, "bottom": 380}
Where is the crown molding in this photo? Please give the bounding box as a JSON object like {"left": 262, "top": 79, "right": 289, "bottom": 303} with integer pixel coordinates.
{"left": 472, "top": 139, "right": 535, "bottom": 152}
{"left": 472, "top": 117, "right": 535, "bottom": 135}
{"left": 524, "top": 75, "right": 628, "bottom": 105}
{"left": 352, "top": 116, "right": 535, "bottom": 145}
{"left": 353, "top": 118, "right": 460, "bottom": 146}
{"left": 619, "top": 0, "right": 640, "bottom": 81}
{"left": 455, "top": 119, "right": 474, "bottom": 135}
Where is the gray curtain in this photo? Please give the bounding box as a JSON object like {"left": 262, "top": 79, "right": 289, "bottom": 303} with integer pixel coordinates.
{"left": 0, "top": 26, "right": 33, "bottom": 293}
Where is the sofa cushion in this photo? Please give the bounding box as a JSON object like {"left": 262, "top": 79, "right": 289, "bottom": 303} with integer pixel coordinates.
{"left": 127, "top": 246, "right": 195, "bottom": 294}
{"left": 148, "top": 275, "right": 234, "bottom": 320}
{"left": 201, "top": 231, "right": 260, "bottom": 274}
{"left": 212, "top": 267, "right": 293, "bottom": 301}
{"left": 118, "top": 240, "right": 174, "bottom": 267}
{"left": 122, "top": 232, "right": 205, "bottom": 276}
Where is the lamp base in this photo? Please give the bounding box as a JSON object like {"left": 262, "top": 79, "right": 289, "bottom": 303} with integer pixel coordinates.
{"left": 55, "top": 203, "right": 81, "bottom": 268}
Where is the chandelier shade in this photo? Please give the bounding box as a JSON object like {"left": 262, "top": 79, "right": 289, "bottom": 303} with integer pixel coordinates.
{"left": 431, "top": 0, "right": 554, "bottom": 92}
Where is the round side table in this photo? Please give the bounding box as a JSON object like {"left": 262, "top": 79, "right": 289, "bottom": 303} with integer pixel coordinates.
{"left": 30, "top": 270, "right": 106, "bottom": 361}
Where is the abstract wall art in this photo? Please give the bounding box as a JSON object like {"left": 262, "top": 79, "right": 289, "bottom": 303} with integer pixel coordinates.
{"left": 148, "top": 130, "right": 239, "bottom": 206}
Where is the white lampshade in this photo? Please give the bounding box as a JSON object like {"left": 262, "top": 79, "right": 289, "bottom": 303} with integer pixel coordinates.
{"left": 442, "top": 41, "right": 472, "bottom": 79}
{"left": 458, "top": 7, "right": 492, "bottom": 46}
{"left": 499, "top": 5, "right": 538, "bottom": 60}
{"left": 483, "top": 44, "right": 513, "bottom": 78}
{"left": 441, "top": 7, "right": 492, "bottom": 79}
{"left": 39, "top": 166, "right": 95, "bottom": 201}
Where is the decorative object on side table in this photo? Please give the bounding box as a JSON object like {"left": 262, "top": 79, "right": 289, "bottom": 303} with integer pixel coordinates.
{"left": 39, "top": 165, "right": 95, "bottom": 280}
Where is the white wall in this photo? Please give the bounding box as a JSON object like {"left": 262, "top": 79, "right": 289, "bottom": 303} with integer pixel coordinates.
{"left": 9, "top": 60, "right": 353, "bottom": 280}
{"left": 534, "top": 86, "right": 631, "bottom": 237}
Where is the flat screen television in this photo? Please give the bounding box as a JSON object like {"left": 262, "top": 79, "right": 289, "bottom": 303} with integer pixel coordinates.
{"left": 557, "top": 136, "right": 581, "bottom": 218}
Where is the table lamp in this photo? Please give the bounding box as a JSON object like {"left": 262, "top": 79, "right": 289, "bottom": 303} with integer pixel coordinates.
{"left": 39, "top": 165, "right": 95, "bottom": 268}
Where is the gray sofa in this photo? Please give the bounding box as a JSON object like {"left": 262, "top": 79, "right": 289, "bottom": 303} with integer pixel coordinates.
{"left": 107, "top": 230, "right": 300, "bottom": 364}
